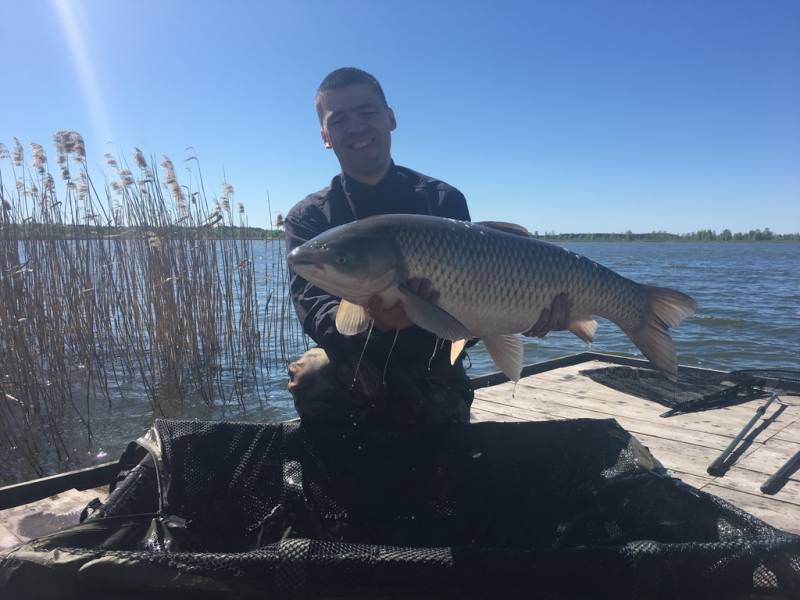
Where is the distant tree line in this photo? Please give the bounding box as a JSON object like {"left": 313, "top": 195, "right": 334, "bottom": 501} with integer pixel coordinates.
{"left": 535, "top": 228, "right": 799, "bottom": 242}
{"left": 2, "top": 222, "right": 797, "bottom": 242}
{"left": 0, "top": 222, "right": 284, "bottom": 240}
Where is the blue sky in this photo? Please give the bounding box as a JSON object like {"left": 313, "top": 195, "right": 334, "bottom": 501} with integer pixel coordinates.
{"left": 1, "top": 0, "right": 798, "bottom": 233}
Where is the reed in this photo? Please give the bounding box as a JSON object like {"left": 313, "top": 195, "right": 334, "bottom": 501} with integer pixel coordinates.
{"left": 0, "top": 132, "right": 305, "bottom": 482}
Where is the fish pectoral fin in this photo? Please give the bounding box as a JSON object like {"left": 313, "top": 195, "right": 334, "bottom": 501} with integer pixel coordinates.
{"left": 335, "top": 299, "right": 371, "bottom": 335}
{"left": 450, "top": 339, "right": 467, "bottom": 365}
{"left": 476, "top": 221, "right": 532, "bottom": 237}
{"left": 397, "top": 285, "right": 473, "bottom": 341}
{"left": 482, "top": 334, "right": 523, "bottom": 382}
{"left": 568, "top": 316, "right": 598, "bottom": 343}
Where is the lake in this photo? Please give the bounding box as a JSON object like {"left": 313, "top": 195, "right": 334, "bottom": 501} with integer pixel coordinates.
{"left": 2, "top": 241, "right": 798, "bottom": 484}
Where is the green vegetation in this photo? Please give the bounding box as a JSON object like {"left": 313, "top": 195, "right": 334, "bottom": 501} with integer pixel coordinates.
{"left": 534, "top": 228, "right": 799, "bottom": 242}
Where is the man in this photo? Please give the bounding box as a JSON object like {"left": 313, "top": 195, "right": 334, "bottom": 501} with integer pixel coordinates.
{"left": 285, "top": 67, "right": 566, "bottom": 426}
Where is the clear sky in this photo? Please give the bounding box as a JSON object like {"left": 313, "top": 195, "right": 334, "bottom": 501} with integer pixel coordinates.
{"left": 1, "top": 0, "right": 798, "bottom": 233}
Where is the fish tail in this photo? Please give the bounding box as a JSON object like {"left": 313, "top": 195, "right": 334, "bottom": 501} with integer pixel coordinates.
{"left": 623, "top": 285, "right": 696, "bottom": 380}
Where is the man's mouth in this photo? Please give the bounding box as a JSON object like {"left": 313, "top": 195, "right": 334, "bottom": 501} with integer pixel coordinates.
{"left": 349, "top": 137, "right": 374, "bottom": 151}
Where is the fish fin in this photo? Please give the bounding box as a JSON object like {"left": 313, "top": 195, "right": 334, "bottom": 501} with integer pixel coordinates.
{"left": 568, "top": 316, "right": 598, "bottom": 343}
{"left": 624, "top": 285, "right": 697, "bottom": 381}
{"left": 397, "top": 285, "right": 473, "bottom": 341}
{"left": 482, "top": 334, "right": 524, "bottom": 382}
{"left": 476, "top": 221, "right": 532, "bottom": 237}
{"left": 335, "top": 299, "right": 371, "bottom": 335}
{"left": 450, "top": 339, "right": 467, "bottom": 365}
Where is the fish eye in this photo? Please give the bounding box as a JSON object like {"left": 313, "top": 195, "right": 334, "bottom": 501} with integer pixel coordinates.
{"left": 336, "top": 255, "right": 348, "bottom": 265}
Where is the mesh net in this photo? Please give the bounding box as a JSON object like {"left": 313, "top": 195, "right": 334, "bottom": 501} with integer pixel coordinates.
{"left": 2, "top": 418, "right": 799, "bottom": 599}
{"left": 578, "top": 366, "right": 786, "bottom": 415}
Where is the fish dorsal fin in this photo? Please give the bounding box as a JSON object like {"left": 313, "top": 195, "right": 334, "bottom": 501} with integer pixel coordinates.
{"left": 568, "top": 316, "right": 598, "bottom": 343}
{"left": 450, "top": 339, "right": 467, "bottom": 365}
{"left": 477, "top": 221, "right": 532, "bottom": 237}
{"left": 335, "top": 299, "right": 371, "bottom": 335}
{"left": 482, "top": 334, "right": 524, "bottom": 382}
{"left": 397, "top": 285, "right": 473, "bottom": 341}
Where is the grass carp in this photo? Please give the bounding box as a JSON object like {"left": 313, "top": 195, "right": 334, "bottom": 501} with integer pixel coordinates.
{"left": 288, "top": 214, "right": 696, "bottom": 381}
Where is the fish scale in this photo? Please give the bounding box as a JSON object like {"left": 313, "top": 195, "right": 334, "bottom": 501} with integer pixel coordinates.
{"left": 288, "top": 213, "right": 696, "bottom": 379}
{"left": 392, "top": 219, "right": 645, "bottom": 337}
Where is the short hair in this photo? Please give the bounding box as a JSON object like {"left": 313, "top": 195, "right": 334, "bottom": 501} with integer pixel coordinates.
{"left": 315, "top": 67, "right": 388, "bottom": 120}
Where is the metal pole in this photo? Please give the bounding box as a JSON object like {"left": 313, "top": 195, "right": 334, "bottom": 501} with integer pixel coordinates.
{"left": 760, "top": 450, "right": 800, "bottom": 495}
{"left": 707, "top": 391, "right": 779, "bottom": 476}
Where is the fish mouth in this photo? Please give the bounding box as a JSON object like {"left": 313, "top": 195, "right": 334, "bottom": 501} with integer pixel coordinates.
{"left": 287, "top": 247, "right": 318, "bottom": 268}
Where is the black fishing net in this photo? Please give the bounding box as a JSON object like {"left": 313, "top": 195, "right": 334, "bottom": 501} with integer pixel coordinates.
{"left": 2, "top": 418, "right": 799, "bottom": 599}
{"left": 579, "top": 365, "right": 799, "bottom": 416}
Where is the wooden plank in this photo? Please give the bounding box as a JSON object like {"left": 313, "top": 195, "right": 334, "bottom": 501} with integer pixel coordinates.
{"left": 469, "top": 407, "right": 523, "bottom": 423}
{"left": 475, "top": 393, "right": 800, "bottom": 499}
{"left": 699, "top": 484, "right": 800, "bottom": 534}
{"left": 528, "top": 368, "right": 799, "bottom": 423}
{"left": 633, "top": 433, "right": 800, "bottom": 507}
{"left": 474, "top": 384, "right": 788, "bottom": 457}
{"left": 470, "top": 401, "right": 800, "bottom": 533}
{"left": 501, "top": 377, "right": 798, "bottom": 439}
{"left": 0, "top": 486, "right": 108, "bottom": 552}
{"left": 474, "top": 391, "right": 766, "bottom": 455}
{"left": 738, "top": 440, "right": 800, "bottom": 483}
{"left": 669, "top": 472, "right": 711, "bottom": 491}
{"left": 772, "top": 420, "right": 800, "bottom": 444}
{"left": 0, "top": 522, "right": 22, "bottom": 552}
{"left": 0, "top": 461, "right": 120, "bottom": 511}
{"left": 520, "top": 362, "right": 800, "bottom": 416}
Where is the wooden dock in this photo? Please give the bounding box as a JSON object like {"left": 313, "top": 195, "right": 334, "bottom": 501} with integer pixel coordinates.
{"left": 2, "top": 353, "right": 798, "bottom": 553}
{"left": 470, "top": 358, "right": 800, "bottom": 534}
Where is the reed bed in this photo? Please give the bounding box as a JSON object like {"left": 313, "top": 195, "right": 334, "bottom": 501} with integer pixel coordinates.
{"left": 0, "top": 133, "right": 307, "bottom": 482}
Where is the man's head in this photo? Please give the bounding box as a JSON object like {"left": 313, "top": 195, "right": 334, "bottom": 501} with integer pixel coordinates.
{"left": 315, "top": 67, "right": 396, "bottom": 185}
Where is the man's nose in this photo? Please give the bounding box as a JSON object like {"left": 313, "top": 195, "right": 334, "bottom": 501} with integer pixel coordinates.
{"left": 345, "top": 116, "right": 368, "bottom": 135}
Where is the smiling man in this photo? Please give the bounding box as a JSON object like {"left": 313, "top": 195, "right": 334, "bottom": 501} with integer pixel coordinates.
{"left": 285, "top": 67, "right": 565, "bottom": 425}
{"left": 284, "top": 67, "right": 477, "bottom": 425}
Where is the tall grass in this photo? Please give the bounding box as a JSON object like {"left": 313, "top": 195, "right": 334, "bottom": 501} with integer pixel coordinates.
{"left": 0, "top": 132, "right": 306, "bottom": 481}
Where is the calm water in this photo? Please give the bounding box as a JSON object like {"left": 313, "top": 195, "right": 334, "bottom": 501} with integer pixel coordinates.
{"left": 3, "top": 242, "right": 799, "bottom": 484}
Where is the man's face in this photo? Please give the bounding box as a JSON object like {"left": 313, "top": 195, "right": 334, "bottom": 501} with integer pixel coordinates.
{"left": 318, "top": 84, "right": 396, "bottom": 184}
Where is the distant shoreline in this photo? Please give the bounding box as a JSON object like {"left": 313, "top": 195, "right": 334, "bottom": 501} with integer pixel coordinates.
{"left": 1, "top": 224, "right": 797, "bottom": 242}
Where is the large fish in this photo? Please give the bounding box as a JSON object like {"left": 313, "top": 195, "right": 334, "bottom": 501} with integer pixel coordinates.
{"left": 288, "top": 214, "right": 696, "bottom": 381}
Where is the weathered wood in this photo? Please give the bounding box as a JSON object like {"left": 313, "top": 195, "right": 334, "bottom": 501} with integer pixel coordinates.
{"left": 0, "top": 486, "right": 108, "bottom": 553}
{"left": 700, "top": 484, "right": 800, "bottom": 534}
{"left": 471, "top": 356, "right": 800, "bottom": 532}
{"left": 0, "top": 461, "right": 119, "bottom": 511}
{"left": 510, "top": 376, "right": 796, "bottom": 436}
{"left": 474, "top": 393, "right": 765, "bottom": 454}
{"left": 772, "top": 420, "right": 800, "bottom": 444}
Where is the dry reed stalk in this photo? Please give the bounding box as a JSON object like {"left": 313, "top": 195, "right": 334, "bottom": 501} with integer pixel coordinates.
{"left": 0, "top": 133, "right": 303, "bottom": 484}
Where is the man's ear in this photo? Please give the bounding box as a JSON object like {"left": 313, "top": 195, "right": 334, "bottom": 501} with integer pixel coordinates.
{"left": 388, "top": 108, "right": 397, "bottom": 131}
{"left": 320, "top": 128, "right": 332, "bottom": 149}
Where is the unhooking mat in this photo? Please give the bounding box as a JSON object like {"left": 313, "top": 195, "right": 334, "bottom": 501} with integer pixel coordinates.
{"left": 1, "top": 418, "right": 799, "bottom": 599}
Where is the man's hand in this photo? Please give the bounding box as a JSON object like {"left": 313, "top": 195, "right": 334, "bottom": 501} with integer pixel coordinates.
{"left": 524, "top": 293, "right": 571, "bottom": 337}
{"left": 367, "top": 277, "right": 438, "bottom": 332}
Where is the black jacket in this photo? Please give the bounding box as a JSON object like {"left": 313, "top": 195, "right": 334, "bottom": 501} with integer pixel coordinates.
{"left": 285, "top": 164, "right": 470, "bottom": 366}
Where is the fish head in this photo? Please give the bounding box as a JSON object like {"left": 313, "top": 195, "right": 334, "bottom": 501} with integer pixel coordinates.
{"left": 288, "top": 223, "right": 400, "bottom": 304}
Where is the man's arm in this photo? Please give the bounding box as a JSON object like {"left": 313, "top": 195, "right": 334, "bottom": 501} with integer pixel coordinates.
{"left": 285, "top": 205, "right": 360, "bottom": 360}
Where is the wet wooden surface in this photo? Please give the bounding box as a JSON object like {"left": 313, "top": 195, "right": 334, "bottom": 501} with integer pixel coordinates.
{"left": 471, "top": 359, "right": 800, "bottom": 534}
{"left": 0, "top": 487, "right": 107, "bottom": 553}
